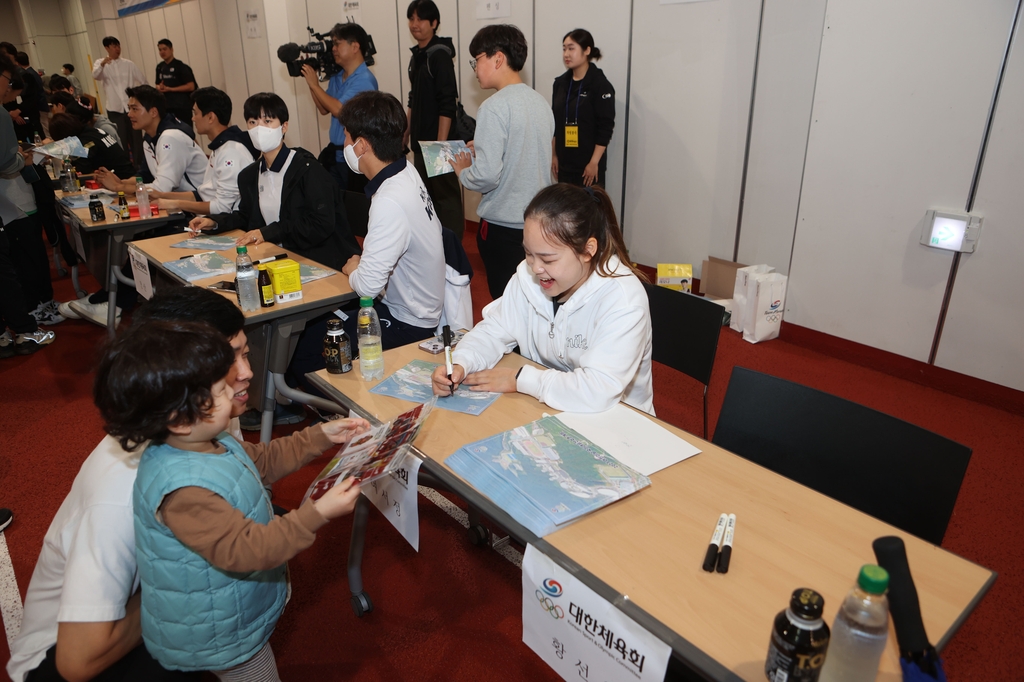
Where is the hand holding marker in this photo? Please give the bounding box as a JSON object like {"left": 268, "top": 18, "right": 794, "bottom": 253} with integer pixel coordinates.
{"left": 442, "top": 325, "right": 455, "bottom": 396}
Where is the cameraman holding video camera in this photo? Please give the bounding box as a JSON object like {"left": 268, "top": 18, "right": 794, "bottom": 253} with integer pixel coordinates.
{"left": 301, "top": 23, "right": 377, "bottom": 190}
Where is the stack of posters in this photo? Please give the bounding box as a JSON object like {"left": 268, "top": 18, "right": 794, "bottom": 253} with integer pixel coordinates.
{"left": 371, "top": 359, "right": 501, "bottom": 416}
{"left": 446, "top": 416, "right": 651, "bottom": 537}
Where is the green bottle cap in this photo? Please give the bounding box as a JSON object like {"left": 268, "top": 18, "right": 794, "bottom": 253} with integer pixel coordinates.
{"left": 136, "top": 176, "right": 143, "bottom": 182}
{"left": 236, "top": 245, "right": 247, "bottom": 254}
{"left": 359, "top": 296, "right": 373, "bottom": 307}
{"left": 857, "top": 565, "right": 889, "bottom": 594}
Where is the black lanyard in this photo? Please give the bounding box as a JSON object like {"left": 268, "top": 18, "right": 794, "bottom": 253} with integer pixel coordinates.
{"left": 564, "top": 79, "right": 583, "bottom": 125}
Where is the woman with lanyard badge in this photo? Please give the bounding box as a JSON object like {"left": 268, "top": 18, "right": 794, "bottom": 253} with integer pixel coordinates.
{"left": 551, "top": 29, "right": 615, "bottom": 188}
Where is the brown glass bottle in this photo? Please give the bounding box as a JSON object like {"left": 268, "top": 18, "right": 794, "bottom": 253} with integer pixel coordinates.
{"left": 258, "top": 265, "right": 275, "bottom": 307}
{"left": 323, "top": 319, "right": 352, "bottom": 374}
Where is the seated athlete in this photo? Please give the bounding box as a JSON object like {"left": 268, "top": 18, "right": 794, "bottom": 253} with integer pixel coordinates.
{"left": 431, "top": 184, "right": 654, "bottom": 414}
{"left": 337, "top": 90, "right": 445, "bottom": 355}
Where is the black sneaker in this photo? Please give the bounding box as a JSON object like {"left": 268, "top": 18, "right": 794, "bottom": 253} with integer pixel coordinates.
{"left": 0, "top": 508, "right": 12, "bottom": 532}
{"left": 238, "top": 402, "right": 308, "bottom": 431}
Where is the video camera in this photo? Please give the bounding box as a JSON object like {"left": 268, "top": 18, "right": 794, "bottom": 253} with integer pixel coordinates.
{"left": 277, "top": 26, "right": 376, "bottom": 79}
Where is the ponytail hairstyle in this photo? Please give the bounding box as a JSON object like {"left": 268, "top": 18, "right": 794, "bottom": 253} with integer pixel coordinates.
{"left": 563, "top": 29, "right": 601, "bottom": 61}
{"left": 524, "top": 184, "right": 646, "bottom": 281}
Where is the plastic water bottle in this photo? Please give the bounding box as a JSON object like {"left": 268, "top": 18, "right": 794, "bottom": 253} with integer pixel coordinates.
{"left": 356, "top": 296, "right": 384, "bottom": 381}
{"left": 135, "top": 176, "right": 152, "bottom": 218}
{"left": 818, "top": 565, "right": 890, "bottom": 682}
{"left": 234, "top": 246, "right": 260, "bottom": 313}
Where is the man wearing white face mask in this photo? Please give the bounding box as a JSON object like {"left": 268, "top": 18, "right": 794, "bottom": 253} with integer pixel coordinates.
{"left": 189, "top": 92, "right": 360, "bottom": 272}
{"left": 188, "top": 94, "right": 361, "bottom": 427}
{"left": 337, "top": 91, "right": 445, "bottom": 355}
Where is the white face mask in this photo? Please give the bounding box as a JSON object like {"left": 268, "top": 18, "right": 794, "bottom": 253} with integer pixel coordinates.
{"left": 344, "top": 142, "right": 364, "bottom": 175}
{"left": 248, "top": 125, "right": 283, "bottom": 153}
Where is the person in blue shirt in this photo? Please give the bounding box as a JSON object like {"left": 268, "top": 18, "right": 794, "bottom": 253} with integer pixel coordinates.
{"left": 302, "top": 22, "right": 378, "bottom": 190}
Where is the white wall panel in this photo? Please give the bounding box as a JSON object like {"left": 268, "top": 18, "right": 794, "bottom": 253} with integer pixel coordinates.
{"left": 935, "top": 14, "right": 1024, "bottom": 391}
{"left": 134, "top": 11, "right": 157, "bottom": 82}
{"left": 213, "top": 0, "right": 250, "bottom": 128}
{"left": 622, "top": 0, "right": 760, "bottom": 276}
{"left": 736, "top": 0, "right": 826, "bottom": 274}
{"left": 178, "top": 1, "right": 209, "bottom": 88}
{"left": 198, "top": 0, "right": 225, "bottom": 92}
{"left": 534, "top": 0, "right": 630, "bottom": 223}
{"left": 786, "top": 0, "right": 1014, "bottom": 361}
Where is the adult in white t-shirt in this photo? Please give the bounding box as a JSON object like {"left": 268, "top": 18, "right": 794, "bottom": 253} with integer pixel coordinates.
{"left": 91, "top": 36, "right": 146, "bottom": 169}
{"left": 338, "top": 90, "right": 445, "bottom": 353}
{"left": 7, "top": 289, "right": 251, "bottom": 682}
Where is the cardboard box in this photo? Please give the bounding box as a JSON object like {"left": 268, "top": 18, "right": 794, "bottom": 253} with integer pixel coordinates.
{"left": 656, "top": 263, "right": 693, "bottom": 293}
{"left": 698, "top": 257, "right": 747, "bottom": 300}
{"left": 265, "top": 259, "right": 302, "bottom": 303}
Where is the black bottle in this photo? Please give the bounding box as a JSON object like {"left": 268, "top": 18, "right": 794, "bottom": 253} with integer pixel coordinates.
{"left": 258, "top": 265, "right": 275, "bottom": 307}
{"left": 765, "top": 588, "right": 831, "bottom": 682}
{"left": 323, "top": 318, "right": 352, "bottom": 374}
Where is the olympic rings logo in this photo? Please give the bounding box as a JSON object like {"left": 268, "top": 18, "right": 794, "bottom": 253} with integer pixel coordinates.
{"left": 765, "top": 313, "right": 781, "bottom": 323}
{"left": 535, "top": 590, "right": 565, "bottom": 619}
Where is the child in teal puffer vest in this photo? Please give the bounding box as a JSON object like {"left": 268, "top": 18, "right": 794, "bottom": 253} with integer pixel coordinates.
{"left": 94, "top": 320, "right": 369, "bottom": 681}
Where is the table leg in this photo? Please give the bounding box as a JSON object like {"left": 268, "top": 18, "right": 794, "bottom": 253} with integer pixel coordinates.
{"left": 105, "top": 232, "right": 119, "bottom": 338}
{"left": 259, "top": 369, "right": 276, "bottom": 444}
{"left": 347, "top": 495, "right": 373, "bottom": 617}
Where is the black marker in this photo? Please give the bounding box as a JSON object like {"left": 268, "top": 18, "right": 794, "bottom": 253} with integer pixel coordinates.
{"left": 442, "top": 325, "right": 454, "bottom": 396}
{"left": 179, "top": 250, "right": 215, "bottom": 260}
{"left": 716, "top": 514, "right": 736, "bottom": 574}
{"left": 703, "top": 513, "right": 728, "bottom": 572}
{"left": 254, "top": 253, "right": 288, "bottom": 265}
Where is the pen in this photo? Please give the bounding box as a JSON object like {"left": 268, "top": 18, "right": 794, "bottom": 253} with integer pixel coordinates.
{"left": 716, "top": 514, "right": 736, "bottom": 574}
{"left": 180, "top": 251, "right": 215, "bottom": 260}
{"left": 254, "top": 253, "right": 288, "bottom": 265}
{"left": 702, "top": 513, "right": 728, "bottom": 572}
{"left": 442, "top": 325, "right": 454, "bottom": 396}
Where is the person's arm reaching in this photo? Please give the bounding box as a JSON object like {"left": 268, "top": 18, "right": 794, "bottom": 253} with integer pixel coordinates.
{"left": 55, "top": 593, "right": 142, "bottom": 682}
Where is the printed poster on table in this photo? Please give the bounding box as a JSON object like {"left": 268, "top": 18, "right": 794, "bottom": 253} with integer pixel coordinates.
{"left": 522, "top": 544, "right": 670, "bottom": 682}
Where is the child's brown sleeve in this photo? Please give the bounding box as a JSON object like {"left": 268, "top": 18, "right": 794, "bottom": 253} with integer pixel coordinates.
{"left": 159, "top": 488, "right": 328, "bottom": 572}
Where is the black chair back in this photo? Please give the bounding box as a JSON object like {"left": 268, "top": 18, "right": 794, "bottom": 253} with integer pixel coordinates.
{"left": 344, "top": 190, "right": 370, "bottom": 239}
{"left": 712, "top": 367, "right": 972, "bottom": 545}
{"left": 643, "top": 282, "right": 725, "bottom": 436}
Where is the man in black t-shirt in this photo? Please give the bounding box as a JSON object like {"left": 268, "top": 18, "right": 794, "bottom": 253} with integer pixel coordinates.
{"left": 405, "top": 0, "right": 464, "bottom": 238}
{"left": 154, "top": 39, "right": 196, "bottom": 127}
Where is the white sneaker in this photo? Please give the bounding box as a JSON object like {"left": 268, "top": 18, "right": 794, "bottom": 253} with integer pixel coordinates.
{"left": 67, "top": 300, "right": 122, "bottom": 328}
{"left": 58, "top": 299, "right": 88, "bottom": 320}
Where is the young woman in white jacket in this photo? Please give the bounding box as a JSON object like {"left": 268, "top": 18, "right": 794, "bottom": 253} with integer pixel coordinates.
{"left": 431, "top": 183, "right": 654, "bottom": 414}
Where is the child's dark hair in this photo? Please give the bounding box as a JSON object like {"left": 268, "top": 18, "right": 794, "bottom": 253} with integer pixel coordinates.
{"left": 563, "top": 29, "right": 601, "bottom": 61}
{"left": 338, "top": 91, "right": 406, "bottom": 163}
{"left": 469, "top": 24, "right": 528, "bottom": 72}
{"left": 94, "top": 321, "right": 234, "bottom": 452}
{"left": 243, "top": 92, "right": 289, "bottom": 124}
{"left": 126, "top": 85, "right": 166, "bottom": 118}
{"left": 524, "top": 184, "right": 646, "bottom": 281}
{"left": 49, "top": 75, "right": 72, "bottom": 92}
{"left": 63, "top": 63, "right": 75, "bottom": 73}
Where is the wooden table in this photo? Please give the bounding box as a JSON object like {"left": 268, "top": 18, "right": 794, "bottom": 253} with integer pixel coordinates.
{"left": 56, "top": 192, "right": 183, "bottom": 335}
{"left": 131, "top": 231, "right": 358, "bottom": 442}
{"left": 308, "top": 343, "right": 995, "bottom": 682}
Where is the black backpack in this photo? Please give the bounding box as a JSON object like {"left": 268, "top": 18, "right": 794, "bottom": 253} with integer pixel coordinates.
{"left": 424, "top": 43, "right": 475, "bottom": 142}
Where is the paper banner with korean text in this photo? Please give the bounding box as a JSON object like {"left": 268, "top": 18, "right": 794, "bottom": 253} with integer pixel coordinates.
{"left": 523, "top": 544, "right": 670, "bottom": 682}
{"left": 363, "top": 451, "right": 422, "bottom": 551}
{"left": 128, "top": 245, "right": 154, "bottom": 299}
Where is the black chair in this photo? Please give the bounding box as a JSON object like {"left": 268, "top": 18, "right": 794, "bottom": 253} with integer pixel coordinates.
{"left": 643, "top": 282, "right": 725, "bottom": 437}
{"left": 712, "top": 367, "right": 972, "bottom": 545}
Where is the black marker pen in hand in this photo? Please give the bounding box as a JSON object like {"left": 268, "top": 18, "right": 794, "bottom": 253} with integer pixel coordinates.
{"left": 442, "top": 325, "right": 454, "bottom": 396}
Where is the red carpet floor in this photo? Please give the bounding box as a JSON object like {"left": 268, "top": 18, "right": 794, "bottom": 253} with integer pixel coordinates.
{"left": 1, "top": 226, "right": 1021, "bottom": 680}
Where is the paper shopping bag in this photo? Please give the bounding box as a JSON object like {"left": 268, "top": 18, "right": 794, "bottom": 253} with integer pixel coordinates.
{"left": 743, "top": 272, "right": 787, "bottom": 343}
{"left": 730, "top": 265, "right": 774, "bottom": 333}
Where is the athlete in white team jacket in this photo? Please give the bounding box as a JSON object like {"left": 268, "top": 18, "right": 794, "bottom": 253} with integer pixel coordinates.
{"left": 432, "top": 183, "right": 653, "bottom": 415}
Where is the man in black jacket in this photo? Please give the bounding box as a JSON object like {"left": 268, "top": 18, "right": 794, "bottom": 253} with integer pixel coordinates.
{"left": 191, "top": 93, "right": 360, "bottom": 271}
{"left": 188, "top": 93, "right": 361, "bottom": 428}
{"left": 406, "top": 0, "right": 465, "bottom": 238}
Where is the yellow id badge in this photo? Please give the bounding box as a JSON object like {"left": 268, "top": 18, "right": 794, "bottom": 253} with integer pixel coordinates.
{"left": 564, "top": 125, "right": 579, "bottom": 148}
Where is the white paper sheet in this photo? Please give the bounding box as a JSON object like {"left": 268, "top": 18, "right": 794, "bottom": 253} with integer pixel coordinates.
{"left": 555, "top": 404, "right": 701, "bottom": 476}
